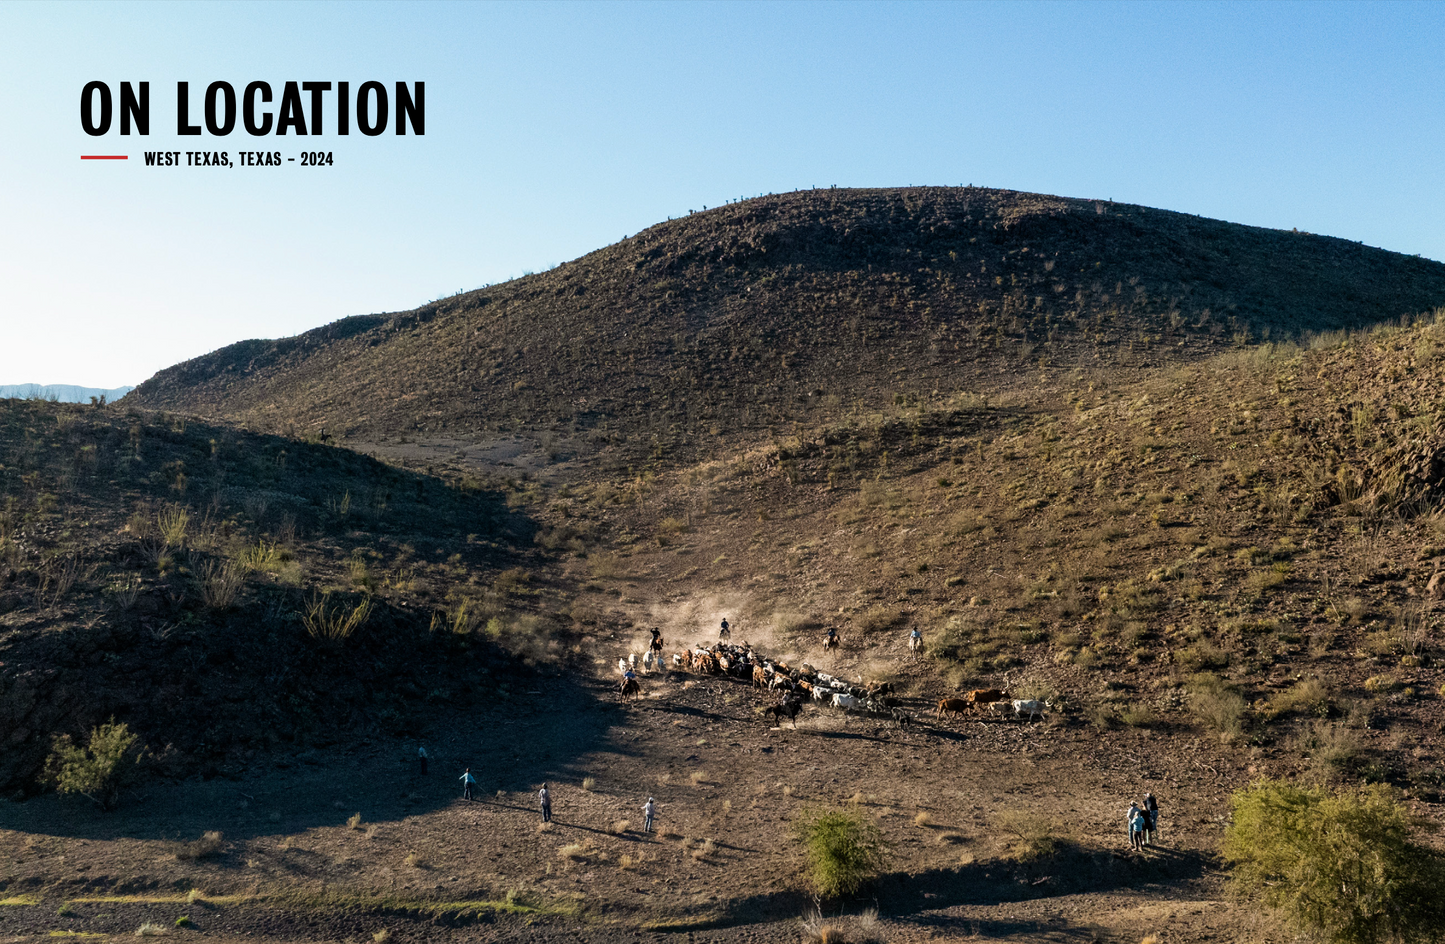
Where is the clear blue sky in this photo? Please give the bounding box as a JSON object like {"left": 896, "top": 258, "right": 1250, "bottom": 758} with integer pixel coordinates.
{"left": 2, "top": 1, "right": 1441, "bottom": 389}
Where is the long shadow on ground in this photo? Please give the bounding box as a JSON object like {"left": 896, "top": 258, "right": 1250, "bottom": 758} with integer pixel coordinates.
{"left": 0, "top": 672, "right": 618, "bottom": 844}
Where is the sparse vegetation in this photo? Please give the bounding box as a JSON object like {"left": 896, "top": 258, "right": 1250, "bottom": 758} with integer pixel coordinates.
{"left": 174, "top": 831, "right": 224, "bottom": 861}
{"left": 302, "top": 591, "right": 373, "bottom": 643}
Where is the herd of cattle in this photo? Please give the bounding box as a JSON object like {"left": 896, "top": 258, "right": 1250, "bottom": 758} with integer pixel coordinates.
{"left": 616, "top": 640, "right": 1050, "bottom": 727}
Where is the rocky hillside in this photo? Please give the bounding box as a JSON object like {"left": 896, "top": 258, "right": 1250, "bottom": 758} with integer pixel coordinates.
{"left": 129, "top": 188, "right": 1445, "bottom": 457}
{"left": 0, "top": 399, "right": 560, "bottom": 795}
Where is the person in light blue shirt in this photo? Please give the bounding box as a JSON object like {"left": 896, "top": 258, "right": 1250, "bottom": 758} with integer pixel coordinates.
{"left": 1127, "top": 802, "right": 1145, "bottom": 850}
{"left": 460, "top": 767, "right": 476, "bottom": 801}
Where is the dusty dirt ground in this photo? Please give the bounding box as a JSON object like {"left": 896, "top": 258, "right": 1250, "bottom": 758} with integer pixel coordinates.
{"left": 2, "top": 637, "right": 1290, "bottom": 944}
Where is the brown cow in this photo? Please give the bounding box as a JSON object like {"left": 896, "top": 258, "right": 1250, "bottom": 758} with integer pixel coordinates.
{"left": 935, "top": 698, "right": 970, "bottom": 719}
{"left": 965, "top": 689, "right": 1008, "bottom": 709}
{"left": 752, "top": 665, "right": 769, "bottom": 689}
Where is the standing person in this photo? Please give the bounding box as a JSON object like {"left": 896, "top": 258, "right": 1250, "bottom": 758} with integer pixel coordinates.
{"left": 459, "top": 767, "right": 476, "bottom": 801}
{"left": 719, "top": 617, "right": 730, "bottom": 641}
{"left": 1127, "top": 801, "right": 1144, "bottom": 851}
{"left": 417, "top": 746, "right": 428, "bottom": 776}
{"left": 908, "top": 627, "right": 922, "bottom": 655}
{"left": 642, "top": 796, "right": 656, "bottom": 833}
{"left": 1144, "top": 792, "right": 1160, "bottom": 845}
{"left": 539, "top": 783, "right": 552, "bottom": 823}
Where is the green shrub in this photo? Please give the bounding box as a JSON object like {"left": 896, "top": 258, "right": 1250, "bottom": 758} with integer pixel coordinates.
{"left": 43, "top": 719, "right": 146, "bottom": 810}
{"left": 793, "top": 808, "right": 889, "bottom": 899}
{"left": 1224, "top": 778, "right": 1445, "bottom": 944}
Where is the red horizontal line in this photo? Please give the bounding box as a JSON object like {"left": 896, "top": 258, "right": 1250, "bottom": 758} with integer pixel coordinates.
{"left": 81, "top": 155, "right": 128, "bottom": 160}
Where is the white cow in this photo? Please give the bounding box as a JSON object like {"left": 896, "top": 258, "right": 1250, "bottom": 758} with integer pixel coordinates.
{"left": 1012, "top": 699, "right": 1048, "bottom": 722}
{"left": 832, "top": 692, "right": 861, "bottom": 712}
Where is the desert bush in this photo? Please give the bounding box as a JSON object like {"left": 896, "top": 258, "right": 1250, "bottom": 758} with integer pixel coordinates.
{"left": 1175, "top": 638, "right": 1229, "bottom": 671}
{"left": 800, "top": 907, "right": 884, "bottom": 944}
{"left": 1188, "top": 673, "right": 1247, "bottom": 743}
{"left": 236, "top": 539, "right": 289, "bottom": 572}
{"left": 135, "top": 922, "right": 168, "bottom": 936}
{"left": 157, "top": 504, "right": 190, "bottom": 547}
{"left": 1223, "top": 778, "right": 1445, "bottom": 944}
{"left": 793, "top": 808, "right": 889, "bottom": 899}
{"left": 993, "top": 809, "right": 1062, "bottom": 862}
{"left": 108, "top": 572, "right": 143, "bottom": 609}
{"left": 175, "top": 831, "right": 224, "bottom": 860}
{"left": 302, "top": 592, "right": 372, "bottom": 643}
{"left": 44, "top": 719, "right": 146, "bottom": 810}
{"left": 1264, "top": 678, "right": 1333, "bottom": 720}
{"left": 1365, "top": 674, "right": 1401, "bottom": 694}
{"left": 1293, "top": 721, "right": 1364, "bottom": 782}
{"left": 198, "top": 559, "right": 244, "bottom": 609}
{"left": 1119, "top": 704, "right": 1157, "bottom": 728}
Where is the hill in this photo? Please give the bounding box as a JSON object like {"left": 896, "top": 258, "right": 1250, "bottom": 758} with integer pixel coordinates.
{"left": 0, "top": 399, "right": 568, "bottom": 796}
{"left": 128, "top": 187, "right": 1445, "bottom": 459}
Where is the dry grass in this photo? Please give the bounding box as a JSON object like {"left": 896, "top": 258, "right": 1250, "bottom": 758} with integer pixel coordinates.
{"left": 800, "top": 907, "right": 884, "bottom": 944}
{"left": 174, "top": 831, "right": 223, "bottom": 861}
{"left": 912, "top": 811, "right": 933, "bottom": 827}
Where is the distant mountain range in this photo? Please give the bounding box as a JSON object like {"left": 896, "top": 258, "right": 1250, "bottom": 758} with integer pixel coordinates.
{"left": 0, "top": 384, "right": 134, "bottom": 403}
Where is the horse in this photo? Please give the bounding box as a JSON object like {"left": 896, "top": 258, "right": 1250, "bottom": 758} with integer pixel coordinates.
{"left": 619, "top": 677, "right": 641, "bottom": 704}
